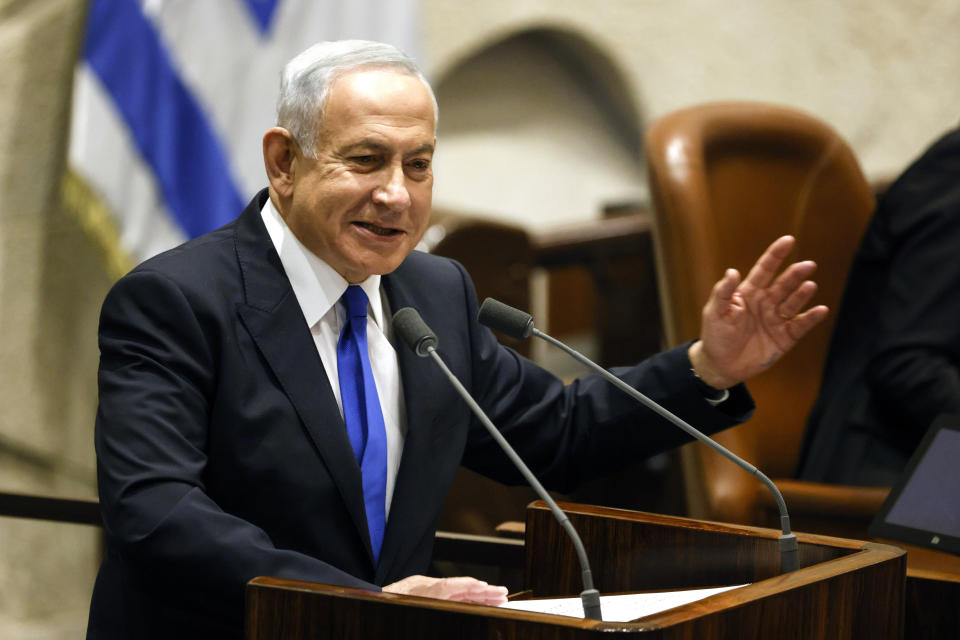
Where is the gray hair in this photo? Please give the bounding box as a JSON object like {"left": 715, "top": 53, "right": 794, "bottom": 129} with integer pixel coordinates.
{"left": 276, "top": 40, "right": 437, "bottom": 157}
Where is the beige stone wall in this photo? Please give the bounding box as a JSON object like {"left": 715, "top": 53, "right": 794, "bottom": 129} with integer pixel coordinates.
{"left": 0, "top": 0, "right": 104, "bottom": 637}
{"left": 1, "top": 0, "right": 958, "bottom": 636}
{"left": 422, "top": 0, "right": 960, "bottom": 181}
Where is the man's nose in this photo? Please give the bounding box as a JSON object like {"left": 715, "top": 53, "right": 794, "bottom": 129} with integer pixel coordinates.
{"left": 372, "top": 163, "right": 411, "bottom": 212}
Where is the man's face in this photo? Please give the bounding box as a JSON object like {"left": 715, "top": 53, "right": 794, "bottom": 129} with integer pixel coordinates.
{"left": 283, "top": 69, "right": 436, "bottom": 283}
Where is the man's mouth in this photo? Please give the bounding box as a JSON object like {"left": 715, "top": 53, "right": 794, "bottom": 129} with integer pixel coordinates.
{"left": 354, "top": 222, "right": 402, "bottom": 237}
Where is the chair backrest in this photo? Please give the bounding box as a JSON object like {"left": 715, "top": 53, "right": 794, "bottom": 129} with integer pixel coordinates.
{"left": 645, "top": 102, "right": 875, "bottom": 523}
{"left": 429, "top": 215, "right": 534, "bottom": 358}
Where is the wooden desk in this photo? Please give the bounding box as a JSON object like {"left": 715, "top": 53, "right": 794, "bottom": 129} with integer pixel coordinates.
{"left": 760, "top": 483, "right": 960, "bottom": 638}
{"left": 882, "top": 541, "right": 960, "bottom": 639}
{"left": 248, "top": 502, "right": 906, "bottom": 639}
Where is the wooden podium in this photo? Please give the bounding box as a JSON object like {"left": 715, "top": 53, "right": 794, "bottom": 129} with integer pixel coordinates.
{"left": 246, "top": 502, "right": 906, "bottom": 639}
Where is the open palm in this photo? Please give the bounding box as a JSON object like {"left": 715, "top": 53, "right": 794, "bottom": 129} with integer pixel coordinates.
{"left": 691, "top": 236, "right": 829, "bottom": 389}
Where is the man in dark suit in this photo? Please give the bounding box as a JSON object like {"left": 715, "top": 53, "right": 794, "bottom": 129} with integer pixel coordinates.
{"left": 88, "top": 40, "right": 827, "bottom": 637}
{"left": 799, "top": 125, "right": 960, "bottom": 486}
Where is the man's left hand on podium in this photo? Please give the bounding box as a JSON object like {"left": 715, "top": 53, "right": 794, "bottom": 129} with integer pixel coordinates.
{"left": 383, "top": 575, "right": 509, "bottom": 605}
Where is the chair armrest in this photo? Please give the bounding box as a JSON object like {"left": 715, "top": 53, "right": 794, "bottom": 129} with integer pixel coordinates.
{"left": 494, "top": 520, "right": 526, "bottom": 539}
{"left": 759, "top": 479, "right": 889, "bottom": 517}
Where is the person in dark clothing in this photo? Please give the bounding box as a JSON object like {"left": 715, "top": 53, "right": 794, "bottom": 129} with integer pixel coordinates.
{"left": 800, "top": 125, "right": 960, "bottom": 486}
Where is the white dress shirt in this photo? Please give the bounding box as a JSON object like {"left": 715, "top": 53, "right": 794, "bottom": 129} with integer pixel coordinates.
{"left": 261, "top": 198, "right": 407, "bottom": 519}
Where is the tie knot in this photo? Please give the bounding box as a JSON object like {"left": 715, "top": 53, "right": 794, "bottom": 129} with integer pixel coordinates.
{"left": 343, "top": 285, "right": 369, "bottom": 320}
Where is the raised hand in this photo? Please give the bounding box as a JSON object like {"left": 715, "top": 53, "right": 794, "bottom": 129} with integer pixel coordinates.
{"left": 688, "top": 235, "right": 829, "bottom": 389}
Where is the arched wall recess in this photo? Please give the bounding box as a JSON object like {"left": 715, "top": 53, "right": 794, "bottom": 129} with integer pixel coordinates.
{"left": 431, "top": 27, "right": 648, "bottom": 229}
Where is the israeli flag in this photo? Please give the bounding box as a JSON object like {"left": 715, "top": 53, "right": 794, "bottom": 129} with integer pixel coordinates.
{"left": 66, "top": 0, "right": 422, "bottom": 273}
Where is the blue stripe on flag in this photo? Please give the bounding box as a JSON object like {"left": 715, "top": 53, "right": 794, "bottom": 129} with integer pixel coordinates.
{"left": 83, "top": 0, "right": 245, "bottom": 239}
{"left": 242, "top": 0, "right": 282, "bottom": 34}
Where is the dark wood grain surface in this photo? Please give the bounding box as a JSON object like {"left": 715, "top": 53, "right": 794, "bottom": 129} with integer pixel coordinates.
{"left": 246, "top": 502, "right": 906, "bottom": 639}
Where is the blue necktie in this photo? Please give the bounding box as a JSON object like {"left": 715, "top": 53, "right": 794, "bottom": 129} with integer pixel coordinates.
{"left": 337, "top": 285, "right": 388, "bottom": 564}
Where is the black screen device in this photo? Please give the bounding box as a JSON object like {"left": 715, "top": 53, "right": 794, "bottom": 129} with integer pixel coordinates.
{"left": 868, "top": 413, "right": 960, "bottom": 555}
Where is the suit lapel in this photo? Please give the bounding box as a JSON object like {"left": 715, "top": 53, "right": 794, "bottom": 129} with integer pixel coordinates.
{"left": 231, "top": 200, "right": 462, "bottom": 578}
{"left": 232, "top": 193, "right": 374, "bottom": 563}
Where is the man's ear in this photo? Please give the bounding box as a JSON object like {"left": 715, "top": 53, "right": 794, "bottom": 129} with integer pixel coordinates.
{"left": 263, "top": 127, "right": 298, "bottom": 198}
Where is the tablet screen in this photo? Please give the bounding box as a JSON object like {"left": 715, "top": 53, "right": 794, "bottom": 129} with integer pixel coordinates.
{"left": 869, "top": 414, "right": 960, "bottom": 555}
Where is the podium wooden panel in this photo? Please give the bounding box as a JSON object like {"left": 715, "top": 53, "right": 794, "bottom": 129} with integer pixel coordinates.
{"left": 886, "top": 540, "right": 960, "bottom": 639}
{"left": 246, "top": 502, "right": 905, "bottom": 639}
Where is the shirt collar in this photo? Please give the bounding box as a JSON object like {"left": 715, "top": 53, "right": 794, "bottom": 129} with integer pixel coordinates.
{"left": 260, "top": 197, "right": 384, "bottom": 329}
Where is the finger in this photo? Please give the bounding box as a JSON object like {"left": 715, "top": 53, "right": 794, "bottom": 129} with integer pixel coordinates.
{"left": 766, "top": 260, "right": 818, "bottom": 307}
{"left": 473, "top": 592, "right": 510, "bottom": 606}
{"left": 742, "top": 235, "right": 796, "bottom": 290}
{"left": 776, "top": 280, "right": 818, "bottom": 319}
{"left": 437, "top": 577, "right": 505, "bottom": 598}
{"left": 713, "top": 268, "right": 741, "bottom": 303}
{"left": 450, "top": 586, "right": 509, "bottom": 605}
{"left": 461, "top": 583, "right": 508, "bottom": 598}
{"left": 382, "top": 574, "right": 438, "bottom": 597}
{"left": 703, "top": 269, "right": 743, "bottom": 328}
{"left": 444, "top": 582, "right": 509, "bottom": 604}
{"left": 435, "top": 577, "right": 489, "bottom": 597}
{"left": 786, "top": 304, "right": 829, "bottom": 340}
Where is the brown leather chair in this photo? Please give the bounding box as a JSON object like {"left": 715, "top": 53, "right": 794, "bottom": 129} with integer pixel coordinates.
{"left": 644, "top": 102, "right": 888, "bottom": 538}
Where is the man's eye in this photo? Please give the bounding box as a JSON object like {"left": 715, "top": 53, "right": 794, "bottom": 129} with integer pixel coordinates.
{"left": 352, "top": 155, "right": 377, "bottom": 165}
{"left": 408, "top": 159, "right": 430, "bottom": 171}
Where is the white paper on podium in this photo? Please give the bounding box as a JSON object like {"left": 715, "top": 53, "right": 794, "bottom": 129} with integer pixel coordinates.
{"left": 499, "top": 584, "right": 748, "bottom": 622}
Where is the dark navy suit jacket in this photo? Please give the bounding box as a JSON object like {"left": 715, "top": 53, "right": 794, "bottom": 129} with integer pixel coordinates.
{"left": 87, "top": 189, "right": 753, "bottom": 638}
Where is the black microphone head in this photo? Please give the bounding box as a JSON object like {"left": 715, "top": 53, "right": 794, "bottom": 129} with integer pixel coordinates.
{"left": 478, "top": 298, "right": 534, "bottom": 339}
{"left": 392, "top": 307, "right": 438, "bottom": 357}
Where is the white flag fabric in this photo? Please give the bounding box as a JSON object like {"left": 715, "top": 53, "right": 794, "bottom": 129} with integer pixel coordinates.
{"left": 67, "top": 0, "right": 422, "bottom": 272}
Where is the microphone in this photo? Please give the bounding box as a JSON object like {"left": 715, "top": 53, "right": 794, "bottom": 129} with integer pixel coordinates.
{"left": 477, "top": 298, "right": 800, "bottom": 574}
{"left": 392, "top": 307, "right": 603, "bottom": 620}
